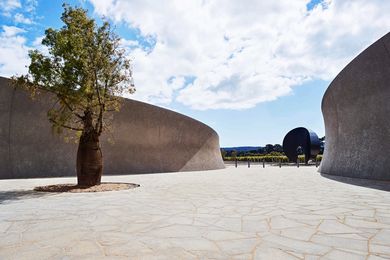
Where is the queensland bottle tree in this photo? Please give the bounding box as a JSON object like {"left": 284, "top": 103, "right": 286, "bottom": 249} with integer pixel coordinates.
{"left": 12, "top": 5, "right": 135, "bottom": 186}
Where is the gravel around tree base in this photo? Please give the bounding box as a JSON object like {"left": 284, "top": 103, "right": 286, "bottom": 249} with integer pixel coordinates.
{"left": 34, "top": 183, "right": 140, "bottom": 193}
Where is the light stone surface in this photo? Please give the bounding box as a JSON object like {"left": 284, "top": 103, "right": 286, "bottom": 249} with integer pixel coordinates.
{"left": 1, "top": 166, "right": 390, "bottom": 259}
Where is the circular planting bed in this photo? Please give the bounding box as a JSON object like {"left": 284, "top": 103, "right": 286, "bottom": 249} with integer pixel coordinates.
{"left": 34, "top": 182, "right": 140, "bottom": 193}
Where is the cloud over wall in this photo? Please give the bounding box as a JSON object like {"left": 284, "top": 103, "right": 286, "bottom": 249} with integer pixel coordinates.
{"left": 88, "top": 0, "right": 390, "bottom": 110}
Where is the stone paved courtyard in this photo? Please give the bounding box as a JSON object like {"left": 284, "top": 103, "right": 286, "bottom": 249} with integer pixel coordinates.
{"left": 1, "top": 166, "right": 390, "bottom": 259}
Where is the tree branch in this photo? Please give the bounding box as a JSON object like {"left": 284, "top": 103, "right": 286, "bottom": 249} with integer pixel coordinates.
{"left": 49, "top": 118, "right": 83, "bottom": 131}
{"left": 58, "top": 94, "right": 84, "bottom": 119}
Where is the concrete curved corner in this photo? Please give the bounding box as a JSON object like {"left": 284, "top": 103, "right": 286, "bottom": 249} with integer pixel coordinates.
{"left": 0, "top": 77, "right": 224, "bottom": 179}
{"left": 319, "top": 33, "right": 390, "bottom": 180}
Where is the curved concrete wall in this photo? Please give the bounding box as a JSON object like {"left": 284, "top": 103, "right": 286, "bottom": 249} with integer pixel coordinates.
{"left": 0, "top": 77, "right": 224, "bottom": 179}
{"left": 319, "top": 33, "right": 390, "bottom": 180}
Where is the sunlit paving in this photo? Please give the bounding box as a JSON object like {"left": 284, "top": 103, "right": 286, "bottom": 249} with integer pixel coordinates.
{"left": 1, "top": 167, "right": 390, "bottom": 259}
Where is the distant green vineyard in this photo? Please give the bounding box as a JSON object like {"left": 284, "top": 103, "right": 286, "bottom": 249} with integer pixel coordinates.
{"left": 223, "top": 154, "right": 323, "bottom": 163}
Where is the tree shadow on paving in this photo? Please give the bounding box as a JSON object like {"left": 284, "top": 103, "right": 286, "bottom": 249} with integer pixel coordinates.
{"left": 0, "top": 190, "right": 57, "bottom": 204}
{"left": 321, "top": 174, "right": 390, "bottom": 192}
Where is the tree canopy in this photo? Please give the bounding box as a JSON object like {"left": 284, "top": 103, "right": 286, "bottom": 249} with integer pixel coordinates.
{"left": 13, "top": 4, "right": 134, "bottom": 137}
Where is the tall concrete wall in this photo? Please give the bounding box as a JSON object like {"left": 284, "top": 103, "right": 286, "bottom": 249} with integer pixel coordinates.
{"left": 319, "top": 33, "right": 390, "bottom": 180}
{"left": 0, "top": 77, "right": 224, "bottom": 179}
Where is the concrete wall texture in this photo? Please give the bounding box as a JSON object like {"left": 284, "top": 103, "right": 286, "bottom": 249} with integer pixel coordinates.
{"left": 0, "top": 77, "right": 224, "bottom": 179}
{"left": 319, "top": 33, "right": 390, "bottom": 181}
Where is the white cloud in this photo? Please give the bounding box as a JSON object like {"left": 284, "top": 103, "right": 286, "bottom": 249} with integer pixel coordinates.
{"left": 0, "top": 25, "right": 30, "bottom": 77}
{"left": 31, "top": 35, "right": 49, "bottom": 55}
{"left": 1, "top": 25, "right": 25, "bottom": 36}
{"left": 0, "top": 0, "right": 21, "bottom": 16}
{"left": 32, "top": 35, "right": 43, "bottom": 46}
{"left": 25, "top": 0, "right": 37, "bottom": 13}
{"left": 89, "top": 0, "right": 390, "bottom": 110}
{"left": 1, "top": 0, "right": 37, "bottom": 24}
{"left": 120, "top": 38, "right": 139, "bottom": 49}
{"left": 14, "top": 13, "right": 33, "bottom": 24}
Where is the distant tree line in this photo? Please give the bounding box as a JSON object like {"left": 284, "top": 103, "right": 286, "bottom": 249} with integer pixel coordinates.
{"left": 221, "top": 144, "right": 284, "bottom": 158}
{"left": 221, "top": 137, "right": 325, "bottom": 162}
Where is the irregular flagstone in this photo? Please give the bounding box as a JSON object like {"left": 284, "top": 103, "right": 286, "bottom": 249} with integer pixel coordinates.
{"left": 29, "top": 230, "right": 95, "bottom": 249}
{"left": 0, "top": 221, "right": 12, "bottom": 233}
{"left": 368, "top": 255, "right": 390, "bottom": 260}
{"left": 102, "top": 240, "right": 153, "bottom": 257}
{"left": 293, "top": 218, "right": 322, "bottom": 226}
{"left": 310, "top": 234, "right": 367, "bottom": 252}
{"left": 127, "top": 249, "right": 198, "bottom": 260}
{"left": 65, "top": 240, "right": 103, "bottom": 256}
{"left": 280, "top": 226, "right": 317, "bottom": 241}
{"left": 317, "top": 219, "right": 363, "bottom": 234}
{"left": 213, "top": 217, "right": 242, "bottom": 232}
{"left": 345, "top": 217, "right": 390, "bottom": 229}
{"left": 0, "top": 244, "right": 62, "bottom": 260}
{"left": 144, "top": 224, "right": 206, "bottom": 238}
{"left": 231, "top": 253, "right": 254, "bottom": 260}
{"left": 254, "top": 246, "right": 299, "bottom": 260}
{"left": 167, "top": 237, "right": 218, "bottom": 251}
{"left": 121, "top": 222, "right": 155, "bottom": 233}
{"left": 283, "top": 213, "right": 337, "bottom": 221}
{"left": 262, "top": 233, "right": 331, "bottom": 255}
{"left": 313, "top": 207, "right": 355, "bottom": 215}
{"left": 305, "top": 254, "right": 323, "bottom": 260}
{"left": 158, "top": 214, "right": 194, "bottom": 225}
{"left": 97, "top": 232, "right": 139, "bottom": 246}
{"left": 371, "top": 229, "right": 390, "bottom": 245}
{"left": 285, "top": 250, "right": 305, "bottom": 259}
{"left": 351, "top": 209, "right": 376, "bottom": 218}
{"left": 376, "top": 216, "right": 390, "bottom": 225}
{"left": 1, "top": 167, "right": 390, "bottom": 259}
{"left": 190, "top": 250, "right": 229, "bottom": 260}
{"left": 377, "top": 209, "right": 390, "bottom": 215}
{"left": 193, "top": 214, "right": 221, "bottom": 226}
{"left": 370, "top": 244, "right": 390, "bottom": 255}
{"left": 203, "top": 230, "right": 255, "bottom": 241}
{"left": 322, "top": 249, "right": 367, "bottom": 260}
{"left": 0, "top": 232, "right": 20, "bottom": 247}
{"left": 270, "top": 216, "right": 308, "bottom": 229}
{"left": 242, "top": 219, "right": 269, "bottom": 233}
{"left": 319, "top": 233, "right": 367, "bottom": 240}
{"left": 215, "top": 238, "right": 260, "bottom": 255}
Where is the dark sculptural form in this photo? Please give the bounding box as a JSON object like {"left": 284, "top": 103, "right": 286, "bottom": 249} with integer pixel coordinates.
{"left": 283, "top": 127, "right": 320, "bottom": 164}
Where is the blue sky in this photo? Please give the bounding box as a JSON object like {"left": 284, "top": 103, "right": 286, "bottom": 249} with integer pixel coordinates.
{"left": 1, "top": 0, "right": 389, "bottom": 147}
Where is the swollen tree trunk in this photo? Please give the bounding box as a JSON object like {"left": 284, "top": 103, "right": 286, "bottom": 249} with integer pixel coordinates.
{"left": 76, "top": 132, "right": 103, "bottom": 186}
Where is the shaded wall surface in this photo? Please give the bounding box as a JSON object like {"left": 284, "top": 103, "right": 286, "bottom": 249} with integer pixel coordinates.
{"left": 0, "top": 77, "right": 224, "bottom": 179}
{"left": 319, "top": 33, "right": 390, "bottom": 180}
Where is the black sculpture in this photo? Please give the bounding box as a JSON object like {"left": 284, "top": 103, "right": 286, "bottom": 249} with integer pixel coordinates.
{"left": 282, "top": 127, "right": 320, "bottom": 164}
